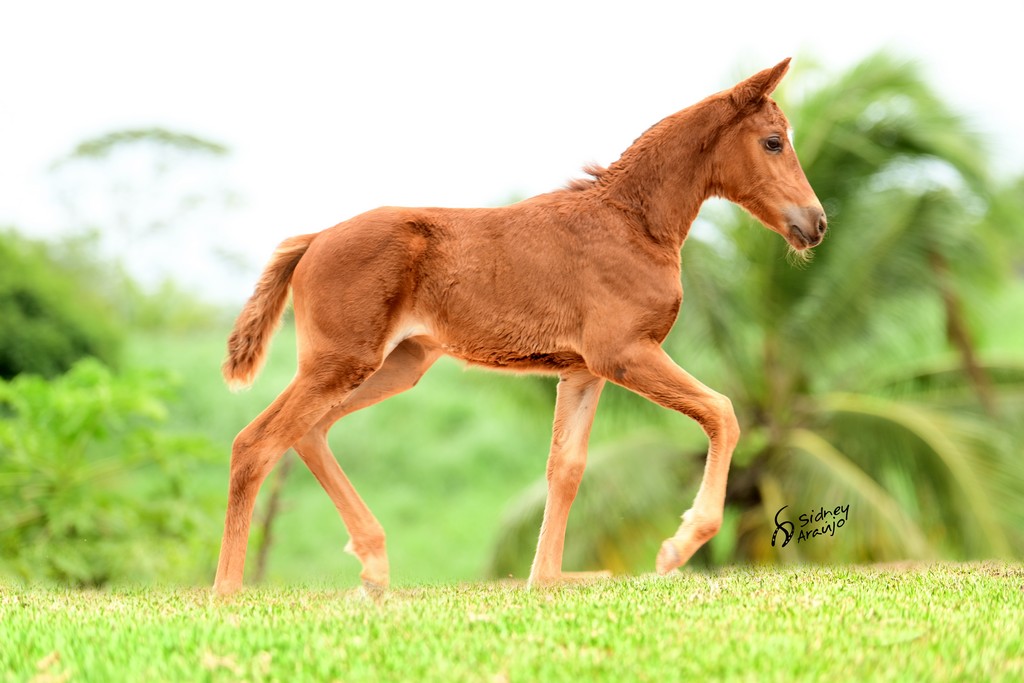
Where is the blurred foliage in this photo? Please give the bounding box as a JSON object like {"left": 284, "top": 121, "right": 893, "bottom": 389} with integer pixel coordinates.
{"left": 0, "top": 228, "right": 226, "bottom": 381}
{"left": 0, "top": 359, "right": 220, "bottom": 586}
{"left": 49, "top": 126, "right": 245, "bottom": 300}
{"left": 0, "top": 229, "right": 121, "bottom": 378}
{"left": 49, "top": 127, "right": 233, "bottom": 240}
{"left": 0, "top": 125, "right": 244, "bottom": 587}
{"left": 59, "top": 128, "right": 228, "bottom": 161}
{"left": 489, "top": 51, "right": 1024, "bottom": 577}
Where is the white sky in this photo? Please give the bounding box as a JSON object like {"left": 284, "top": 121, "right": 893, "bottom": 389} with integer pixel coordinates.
{"left": 2, "top": 1, "right": 1023, "bottom": 302}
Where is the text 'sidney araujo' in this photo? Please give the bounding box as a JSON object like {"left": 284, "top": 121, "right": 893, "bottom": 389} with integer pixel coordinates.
{"left": 772, "top": 503, "right": 850, "bottom": 548}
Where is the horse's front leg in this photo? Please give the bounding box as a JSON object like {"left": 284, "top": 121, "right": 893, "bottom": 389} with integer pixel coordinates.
{"left": 527, "top": 370, "right": 605, "bottom": 588}
{"left": 595, "top": 341, "right": 740, "bottom": 574}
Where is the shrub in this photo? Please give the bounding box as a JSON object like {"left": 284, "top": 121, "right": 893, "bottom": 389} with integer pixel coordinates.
{"left": 0, "top": 359, "right": 220, "bottom": 586}
{"left": 0, "top": 230, "right": 121, "bottom": 378}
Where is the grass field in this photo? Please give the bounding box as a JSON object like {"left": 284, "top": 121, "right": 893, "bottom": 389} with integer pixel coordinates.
{"left": 3, "top": 562, "right": 1022, "bottom": 682}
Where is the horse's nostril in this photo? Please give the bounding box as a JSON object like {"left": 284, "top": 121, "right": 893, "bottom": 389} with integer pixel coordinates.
{"left": 785, "top": 206, "right": 827, "bottom": 245}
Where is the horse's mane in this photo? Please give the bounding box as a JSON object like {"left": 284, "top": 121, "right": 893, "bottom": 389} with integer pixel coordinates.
{"left": 561, "top": 92, "right": 738, "bottom": 195}
{"left": 564, "top": 163, "right": 609, "bottom": 192}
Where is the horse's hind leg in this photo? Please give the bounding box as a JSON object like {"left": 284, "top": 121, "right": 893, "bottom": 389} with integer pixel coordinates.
{"left": 292, "top": 337, "right": 441, "bottom": 592}
{"left": 213, "top": 359, "right": 377, "bottom": 596}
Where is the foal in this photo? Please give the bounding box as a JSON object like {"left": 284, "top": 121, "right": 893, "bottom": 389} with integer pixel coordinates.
{"left": 214, "top": 58, "right": 825, "bottom": 595}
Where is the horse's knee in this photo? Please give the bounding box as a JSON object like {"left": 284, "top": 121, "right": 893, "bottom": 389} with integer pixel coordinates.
{"left": 709, "top": 393, "right": 740, "bottom": 445}
{"left": 683, "top": 509, "right": 723, "bottom": 543}
{"left": 546, "top": 443, "right": 587, "bottom": 492}
{"left": 696, "top": 517, "right": 722, "bottom": 542}
{"left": 548, "top": 459, "right": 586, "bottom": 492}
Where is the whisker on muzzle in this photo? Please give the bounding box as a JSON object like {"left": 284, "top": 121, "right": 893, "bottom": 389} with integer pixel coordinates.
{"left": 786, "top": 244, "right": 815, "bottom": 268}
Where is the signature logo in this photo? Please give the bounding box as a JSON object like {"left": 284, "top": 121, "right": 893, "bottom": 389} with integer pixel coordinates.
{"left": 772, "top": 503, "right": 850, "bottom": 547}
{"left": 772, "top": 506, "right": 795, "bottom": 547}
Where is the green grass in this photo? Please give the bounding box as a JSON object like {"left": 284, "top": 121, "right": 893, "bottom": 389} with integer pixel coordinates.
{"left": 3, "top": 563, "right": 1022, "bottom": 682}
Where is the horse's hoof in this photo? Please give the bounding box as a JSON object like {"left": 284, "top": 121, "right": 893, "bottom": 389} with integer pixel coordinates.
{"left": 361, "top": 579, "right": 387, "bottom": 600}
{"left": 655, "top": 539, "right": 681, "bottom": 575}
{"left": 212, "top": 580, "right": 243, "bottom": 598}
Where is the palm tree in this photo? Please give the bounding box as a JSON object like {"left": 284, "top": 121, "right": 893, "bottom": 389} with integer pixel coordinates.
{"left": 488, "top": 52, "right": 1024, "bottom": 577}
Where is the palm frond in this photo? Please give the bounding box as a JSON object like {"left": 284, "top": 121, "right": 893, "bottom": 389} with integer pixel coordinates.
{"left": 784, "top": 427, "right": 934, "bottom": 559}
{"left": 820, "top": 392, "right": 1015, "bottom": 558}
{"left": 787, "top": 52, "right": 991, "bottom": 206}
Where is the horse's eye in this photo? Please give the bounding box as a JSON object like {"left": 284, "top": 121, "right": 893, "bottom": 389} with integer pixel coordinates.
{"left": 764, "top": 136, "right": 784, "bottom": 154}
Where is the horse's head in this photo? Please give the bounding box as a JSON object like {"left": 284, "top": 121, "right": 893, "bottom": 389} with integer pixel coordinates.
{"left": 714, "top": 59, "right": 826, "bottom": 251}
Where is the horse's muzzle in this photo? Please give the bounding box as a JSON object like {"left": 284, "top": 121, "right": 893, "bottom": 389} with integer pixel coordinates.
{"left": 785, "top": 206, "right": 827, "bottom": 249}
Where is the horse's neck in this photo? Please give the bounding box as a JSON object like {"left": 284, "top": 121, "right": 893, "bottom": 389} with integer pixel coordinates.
{"left": 600, "top": 97, "right": 730, "bottom": 250}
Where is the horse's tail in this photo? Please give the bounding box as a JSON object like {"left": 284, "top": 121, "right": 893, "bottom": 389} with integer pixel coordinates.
{"left": 222, "top": 233, "right": 317, "bottom": 391}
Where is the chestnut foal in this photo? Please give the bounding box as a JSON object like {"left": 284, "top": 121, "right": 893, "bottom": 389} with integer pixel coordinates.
{"left": 214, "top": 58, "right": 825, "bottom": 595}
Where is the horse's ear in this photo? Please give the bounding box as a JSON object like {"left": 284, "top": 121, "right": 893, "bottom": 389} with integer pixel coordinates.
{"left": 730, "top": 58, "right": 791, "bottom": 109}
